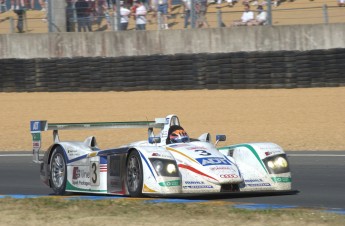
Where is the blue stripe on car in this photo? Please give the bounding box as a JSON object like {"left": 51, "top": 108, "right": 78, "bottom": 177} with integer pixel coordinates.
{"left": 139, "top": 151, "right": 156, "bottom": 181}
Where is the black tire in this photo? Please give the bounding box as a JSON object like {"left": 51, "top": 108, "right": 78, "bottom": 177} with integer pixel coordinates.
{"left": 50, "top": 146, "right": 67, "bottom": 195}
{"left": 126, "top": 150, "right": 144, "bottom": 197}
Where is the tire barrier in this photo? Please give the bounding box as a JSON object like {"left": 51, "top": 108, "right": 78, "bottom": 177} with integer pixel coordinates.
{"left": 0, "top": 48, "right": 344, "bottom": 92}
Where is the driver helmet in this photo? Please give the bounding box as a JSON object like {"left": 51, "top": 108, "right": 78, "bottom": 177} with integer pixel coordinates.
{"left": 169, "top": 126, "right": 190, "bottom": 143}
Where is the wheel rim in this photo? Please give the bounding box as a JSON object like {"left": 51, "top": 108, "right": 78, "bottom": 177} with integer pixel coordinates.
{"left": 127, "top": 155, "right": 141, "bottom": 192}
{"left": 51, "top": 153, "right": 65, "bottom": 188}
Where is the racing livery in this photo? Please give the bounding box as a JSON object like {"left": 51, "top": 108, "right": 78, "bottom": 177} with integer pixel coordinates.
{"left": 30, "top": 114, "right": 292, "bottom": 197}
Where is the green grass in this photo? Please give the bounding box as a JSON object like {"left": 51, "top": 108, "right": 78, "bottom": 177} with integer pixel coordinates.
{"left": 0, "top": 197, "right": 344, "bottom": 226}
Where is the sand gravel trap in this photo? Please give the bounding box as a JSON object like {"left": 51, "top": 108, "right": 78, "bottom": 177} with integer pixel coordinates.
{"left": 1, "top": 87, "right": 344, "bottom": 151}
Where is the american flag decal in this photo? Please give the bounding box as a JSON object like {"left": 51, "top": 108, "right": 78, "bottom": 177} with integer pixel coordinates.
{"left": 100, "top": 164, "right": 107, "bottom": 172}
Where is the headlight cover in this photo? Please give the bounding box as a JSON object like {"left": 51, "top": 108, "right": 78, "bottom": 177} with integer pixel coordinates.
{"left": 149, "top": 158, "right": 179, "bottom": 177}
{"left": 263, "top": 154, "right": 290, "bottom": 174}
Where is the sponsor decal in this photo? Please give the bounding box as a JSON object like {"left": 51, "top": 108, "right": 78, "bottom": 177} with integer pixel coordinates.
{"left": 68, "top": 149, "right": 78, "bottom": 154}
{"left": 196, "top": 157, "right": 232, "bottom": 166}
{"left": 67, "top": 149, "right": 79, "bottom": 157}
{"left": 72, "top": 167, "right": 91, "bottom": 186}
{"left": 151, "top": 153, "right": 173, "bottom": 159}
{"left": 245, "top": 179, "right": 263, "bottom": 183}
{"left": 247, "top": 183, "right": 271, "bottom": 187}
{"left": 271, "top": 177, "right": 291, "bottom": 183}
{"left": 220, "top": 174, "right": 238, "bottom": 178}
{"left": 210, "top": 166, "right": 232, "bottom": 171}
{"left": 159, "top": 180, "right": 181, "bottom": 187}
{"left": 30, "top": 121, "right": 41, "bottom": 132}
{"left": 183, "top": 185, "right": 213, "bottom": 189}
{"left": 100, "top": 164, "right": 107, "bottom": 173}
{"left": 185, "top": 181, "right": 205, "bottom": 185}
{"left": 32, "top": 133, "right": 41, "bottom": 141}
{"left": 72, "top": 167, "right": 79, "bottom": 180}
{"left": 264, "top": 150, "right": 283, "bottom": 156}
{"left": 33, "top": 141, "right": 40, "bottom": 148}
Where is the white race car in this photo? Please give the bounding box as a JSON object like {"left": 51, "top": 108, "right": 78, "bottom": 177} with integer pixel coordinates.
{"left": 30, "top": 114, "right": 293, "bottom": 197}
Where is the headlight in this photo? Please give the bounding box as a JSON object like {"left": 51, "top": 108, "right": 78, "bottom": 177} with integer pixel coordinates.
{"left": 274, "top": 157, "right": 288, "bottom": 168}
{"left": 149, "top": 158, "right": 179, "bottom": 177}
{"left": 263, "top": 154, "right": 290, "bottom": 174}
{"left": 267, "top": 160, "right": 276, "bottom": 169}
{"left": 166, "top": 163, "right": 177, "bottom": 174}
{"left": 152, "top": 160, "right": 164, "bottom": 174}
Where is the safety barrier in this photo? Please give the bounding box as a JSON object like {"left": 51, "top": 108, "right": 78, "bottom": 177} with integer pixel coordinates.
{"left": 0, "top": 48, "right": 344, "bottom": 92}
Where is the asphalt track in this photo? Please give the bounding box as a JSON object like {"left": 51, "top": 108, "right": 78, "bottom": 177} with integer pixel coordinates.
{"left": 0, "top": 151, "right": 345, "bottom": 210}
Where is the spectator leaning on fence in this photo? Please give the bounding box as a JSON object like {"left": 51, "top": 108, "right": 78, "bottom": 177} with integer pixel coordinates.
{"left": 182, "top": 0, "right": 191, "bottom": 28}
{"left": 120, "top": 0, "right": 131, "bottom": 30}
{"left": 152, "top": 0, "right": 171, "bottom": 29}
{"left": 232, "top": 3, "right": 254, "bottom": 26}
{"left": 195, "top": 0, "right": 209, "bottom": 28}
{"left": 75, "top": 0, "right": 93, "bottom": 32}
{"left": 134, "top": 0, "right": 147, "bottom": 30}
{"left": 94, "top": 0, "right": 111, "bottom": 29}
{"left": 13, "top": 2, "right": 25, "bottom": 32}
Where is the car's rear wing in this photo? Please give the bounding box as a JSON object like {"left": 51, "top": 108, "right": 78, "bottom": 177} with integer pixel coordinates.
{"left": 30, "top": 119, "right": 166, "bottom": 163}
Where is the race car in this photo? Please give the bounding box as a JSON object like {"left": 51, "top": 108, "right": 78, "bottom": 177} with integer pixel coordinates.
{"left": 30, "top": 114, "right": 292, "bottom": 197}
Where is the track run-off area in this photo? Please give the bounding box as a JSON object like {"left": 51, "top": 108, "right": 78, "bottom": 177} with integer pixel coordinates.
{"left": 0, "top": 151, "right": 344, "bottom": 215}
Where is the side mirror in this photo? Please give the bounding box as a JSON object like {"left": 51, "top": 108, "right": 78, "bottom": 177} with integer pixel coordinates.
{"left": 216, "top": 135, "right": 226, "bottom": 142}
{"left": 149, "top": 137, "right": 161, "bottom": 144}
{"left": 215, "top": 135, "right": 226, "bottom": 146}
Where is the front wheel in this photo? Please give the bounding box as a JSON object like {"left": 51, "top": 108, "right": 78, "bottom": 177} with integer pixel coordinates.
{"left": 126, "top": 150, "right": 144, "bottom": 197}
{"left": 50, "top": 146, "right": 67, "bottom": 195}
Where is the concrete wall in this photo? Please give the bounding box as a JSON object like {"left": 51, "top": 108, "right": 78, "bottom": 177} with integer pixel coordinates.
{"left": 1, "top": 23, "right": 345, "bottom": 59}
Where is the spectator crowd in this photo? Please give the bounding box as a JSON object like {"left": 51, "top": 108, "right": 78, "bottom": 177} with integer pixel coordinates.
{"left": 1, "top": 0, "right": 344, "bottom": 33}
{"left": 68, "top": 0, "right": 211, "bottom": 31}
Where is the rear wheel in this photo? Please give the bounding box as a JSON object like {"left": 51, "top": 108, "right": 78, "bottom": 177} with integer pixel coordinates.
{"left": 126, "top": 150, "right": 143, "bottom": 197}
{"left": 50, "top": 147, "right": 67, "bottom": 195}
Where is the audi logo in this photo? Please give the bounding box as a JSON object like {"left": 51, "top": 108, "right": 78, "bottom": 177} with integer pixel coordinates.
{"left": 220, "top": 174, "right": 238, "bottom": 178}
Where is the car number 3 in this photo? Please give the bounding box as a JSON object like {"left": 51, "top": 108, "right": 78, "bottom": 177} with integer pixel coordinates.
{"left": 90, "top": 162, "right": 100, "bottom": 186}
{"left": 195, "top": 150, "right": 211, "bottom": 156}
{"left": 91, "top": 163, "right": 97, "bottom": 184}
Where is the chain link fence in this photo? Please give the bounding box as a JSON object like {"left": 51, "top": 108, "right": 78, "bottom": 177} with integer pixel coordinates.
{"left": 0, "top": 0, "right": 344, "bottom": 33}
